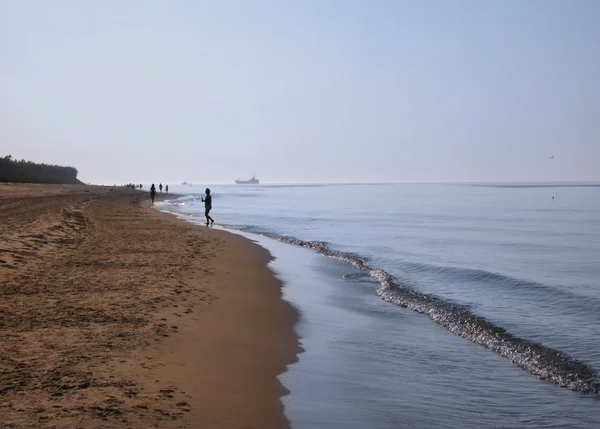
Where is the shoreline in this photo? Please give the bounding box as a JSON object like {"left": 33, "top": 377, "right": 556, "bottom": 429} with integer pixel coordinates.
{"left": 0, "top": 183, "right": 300, "bottom": 428}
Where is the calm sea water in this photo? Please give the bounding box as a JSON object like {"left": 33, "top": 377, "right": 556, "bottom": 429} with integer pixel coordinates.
{"left": 158, "top": 182, "right": 600, "bottom": 428}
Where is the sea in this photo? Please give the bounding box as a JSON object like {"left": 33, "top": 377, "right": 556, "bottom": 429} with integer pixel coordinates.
{"left": 157, "top": 182, "right": 600, "bottom": 429}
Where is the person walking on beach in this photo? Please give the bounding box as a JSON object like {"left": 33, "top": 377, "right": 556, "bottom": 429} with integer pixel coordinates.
{"left": 165, "top": 184, "right": 169, "bottom": 194}
{"left": 150, "top": 183, "right": 157, "bottom": 204}
{"left": 159, "top": 183, "right": 163, "bottom": 193}
{"left": 201, "top": 188, "right": 214, "bottom": 227}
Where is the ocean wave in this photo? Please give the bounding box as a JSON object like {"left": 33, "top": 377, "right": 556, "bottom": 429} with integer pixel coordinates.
{"left": 401, "top": 263, "right": 600, "bottom": 310}
{"left": 240, "top": 228, "right": 600, "bottom": 394}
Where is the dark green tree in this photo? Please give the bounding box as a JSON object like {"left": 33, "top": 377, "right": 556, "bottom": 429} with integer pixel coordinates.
{"left": 0, "top": 156, "right": 82, "bottom": 184}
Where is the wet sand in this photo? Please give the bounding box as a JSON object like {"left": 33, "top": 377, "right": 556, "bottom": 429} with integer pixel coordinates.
{"left": 0, "top": 183, "right": 298, "bottom": 428}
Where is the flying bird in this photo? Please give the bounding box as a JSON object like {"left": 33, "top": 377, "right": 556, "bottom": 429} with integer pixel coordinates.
{"left": 549, "top": 156, "right": 555, "bottom": 159}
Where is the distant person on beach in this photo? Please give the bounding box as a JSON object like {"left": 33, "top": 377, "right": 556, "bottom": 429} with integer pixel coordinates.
{"left": 201, "top": 188, "right": 214, "bottom": 227}
{"left": 165, "top": 184, "right": 169, "bottom": 194}
{"left": 150, "top": 184, "right": 156, "bottom": 203}
{"left": 159, "top": 183, "right": 163, "bottom": 193}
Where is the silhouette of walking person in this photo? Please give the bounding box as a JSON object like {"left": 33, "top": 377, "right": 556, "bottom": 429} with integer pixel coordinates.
{"left": 159, "top": 183, "right": 163, "bottom": 193}
{"left": 150, "top": 183, "right": 157, "bottom": 204}
{"left": 165, "top": 184, "right": 169, "bottom": 194}
{"left": 201, "top": 188, "right": 214, "bottom": 227}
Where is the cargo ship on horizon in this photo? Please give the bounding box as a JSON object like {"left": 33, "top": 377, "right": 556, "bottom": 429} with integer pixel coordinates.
{"left": 235, "top": 174, "right": 259, "bottom": 185}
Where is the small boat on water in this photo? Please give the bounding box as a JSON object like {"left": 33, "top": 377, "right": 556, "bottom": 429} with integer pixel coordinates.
{"left": 235, "top": 174, "right": 259, "bottom": 185}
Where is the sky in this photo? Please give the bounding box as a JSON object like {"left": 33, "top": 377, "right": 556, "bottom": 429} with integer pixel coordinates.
{"left": 1, "top": 0, "right": 599, "bottom": 184}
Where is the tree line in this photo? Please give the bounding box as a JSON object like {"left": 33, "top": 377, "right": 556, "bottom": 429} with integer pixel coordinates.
{"left": 0, "top": 155, "right": 82, "bottom": 184}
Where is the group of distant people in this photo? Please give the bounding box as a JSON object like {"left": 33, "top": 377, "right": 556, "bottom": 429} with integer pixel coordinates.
{"left": 125, "top": 183, "right": 143, "bottom": 189}
{"left": 149, "top": 184, "right": 214, "bottom": 227}
{"left": 149, "top": 183, "right": 168, "bottom": 203}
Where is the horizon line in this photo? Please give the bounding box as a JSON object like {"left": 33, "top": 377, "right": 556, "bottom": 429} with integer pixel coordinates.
{"left": 90, "top": 179, "right": 600, "bottom": 187}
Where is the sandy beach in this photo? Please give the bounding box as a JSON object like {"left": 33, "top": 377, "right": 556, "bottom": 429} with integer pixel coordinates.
{"left": 0, "top": 183, "right": 299, "bottom": 429}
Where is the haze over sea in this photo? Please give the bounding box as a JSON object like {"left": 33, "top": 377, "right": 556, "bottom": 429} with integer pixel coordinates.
{"left": 159, "top": 181, "right": 600, "bottom": 429}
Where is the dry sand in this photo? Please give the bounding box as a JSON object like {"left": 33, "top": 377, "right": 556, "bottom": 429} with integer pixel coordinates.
{"left": 0, "top": 183, "right": 299, "bottom": 429}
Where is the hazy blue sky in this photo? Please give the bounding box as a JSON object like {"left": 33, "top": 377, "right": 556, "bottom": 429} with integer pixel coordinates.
{"left": 1, "top": 0, "right": 599, "bottom": 184}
